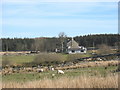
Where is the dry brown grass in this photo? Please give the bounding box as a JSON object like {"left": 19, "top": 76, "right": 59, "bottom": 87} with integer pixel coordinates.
{"left": 56, "top": 60, "right": 118, "bottom": 70}
{"left": 2, "top": 74, "right": 118, "bottom": 88}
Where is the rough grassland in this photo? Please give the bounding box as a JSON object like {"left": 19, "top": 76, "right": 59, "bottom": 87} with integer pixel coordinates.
{"left": 2, "top": 65, "right": 119, "bottom": 88}
{"left": 2, "top": 53, "right": 91, "bottom": 64}
{"left": 2, "top": 55, "right": 36, "bottom": 64}
{"left": 1, "top": 53, "right": 119, "bottom": 88}
{"left": 2, "top": 74, "right": 118, "bottom": 88}
{"left": 2, "top": 66, "right": 118, "bottom": 82}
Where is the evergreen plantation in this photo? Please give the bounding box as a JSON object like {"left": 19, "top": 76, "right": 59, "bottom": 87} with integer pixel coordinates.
{"left": 1, "top": 34, "right": 120, "bottom": 52}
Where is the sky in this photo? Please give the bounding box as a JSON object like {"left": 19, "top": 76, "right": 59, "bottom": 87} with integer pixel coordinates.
{"left": 1, "top": 0, "right": 119, "bottom": 38}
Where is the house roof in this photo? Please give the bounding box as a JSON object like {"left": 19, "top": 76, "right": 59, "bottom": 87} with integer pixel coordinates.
{"left": 67, "top": 38, "right": 79, "bottom": 49}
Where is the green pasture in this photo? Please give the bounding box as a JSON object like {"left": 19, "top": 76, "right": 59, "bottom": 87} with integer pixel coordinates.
{"left": 2, "top": 55, "right": 36, "bottom": 64}
{"left": 2, "top": 53, "right": 92, "bottom": 65}
{"left": 2, "top": 65, "right": 118, "bottom": 82}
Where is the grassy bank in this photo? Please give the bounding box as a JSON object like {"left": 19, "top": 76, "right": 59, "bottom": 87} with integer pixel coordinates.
{"left": 2, "top": 74, "right": 118, "bottom": 88}
{"left": 2, "top": 55, "right": 36, "bottom": 64}
{"left": 2, "top": 60, "right": 118, "bottom": 88}
{"left": 2, "top": 65, "right": 118, "bottom": 82}
{"left": 2, "top": 53, "right": 91, "bottom": 66}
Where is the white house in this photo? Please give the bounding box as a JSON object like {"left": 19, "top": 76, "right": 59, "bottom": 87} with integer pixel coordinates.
{"left": 67, "top": 38, "right": 87, "bottom": 54}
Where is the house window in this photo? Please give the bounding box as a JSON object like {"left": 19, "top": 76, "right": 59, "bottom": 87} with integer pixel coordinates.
{"left": 81, "top": 50, "right": 84, "bottom": 52}
{"left": 72, "top": 50, "right": 75, "bottom": 53}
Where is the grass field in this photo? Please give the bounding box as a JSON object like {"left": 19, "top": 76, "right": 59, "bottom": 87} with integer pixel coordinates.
{"left": 2, "top": 65, "right": 118, "bottom": 82}
{"left": 1, "top": 53, "right": 119, "bottom": 88}
{"left": 2, "top": 65, "right": 118, "bottom": 88}
{"left": 2, "top": 55, "right": 36, "bottom": 64}
{"left": 2, "top": 74, "right": 118, "bottom": 88}
{"left": 2, "top": 53, "right": 92, "bottom": 65}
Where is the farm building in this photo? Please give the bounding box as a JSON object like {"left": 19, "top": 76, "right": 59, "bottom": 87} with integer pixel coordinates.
{"left": 67, "top": 38, "right": 87, "bottom": 54}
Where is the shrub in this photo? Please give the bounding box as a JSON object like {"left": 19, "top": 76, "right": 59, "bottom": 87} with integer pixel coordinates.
{"left": 97, "top": 44, "right": 115, "bottom": 55}
{"left": 32, "top": 53, "right": 66, "bottom": 65}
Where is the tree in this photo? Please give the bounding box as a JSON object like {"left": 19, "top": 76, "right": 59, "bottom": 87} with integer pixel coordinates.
{"left": 33, "top": 38, "right": 46, "bottom": 52}
{"left": 1, "top": 34, "right": 120, "bottom": 51}
{"left": 58, "top": 32, "right": 67, "bottom": 53}
{"left": 97, "top": 44, "right": 114, "bottom": 55}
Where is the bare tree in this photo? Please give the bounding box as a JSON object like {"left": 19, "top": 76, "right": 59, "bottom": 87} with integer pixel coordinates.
{"left": 58, "top": 32, "right": 67, "bottom": 53}
{"left": 97, "top": 44, "right": 114, "bottom": 55}
{"left": 33, "top": 38, "right": 46, "bottom": 52}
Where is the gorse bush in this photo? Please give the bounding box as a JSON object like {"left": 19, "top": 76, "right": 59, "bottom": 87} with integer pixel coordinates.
{"left": 33, "top": 53, "right": 66, "bottom": 65}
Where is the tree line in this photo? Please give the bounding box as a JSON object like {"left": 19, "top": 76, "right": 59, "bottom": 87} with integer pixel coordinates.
{"left": 1, "top": 34, "right": 120, "bottom": 52}
{"left": 74, "top": 34, "right": 120, "bottom": 47}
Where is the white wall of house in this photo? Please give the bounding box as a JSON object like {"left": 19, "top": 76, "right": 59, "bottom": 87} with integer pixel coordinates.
{"left": 68, "top": 49, "right": 86, "bottom": 54}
